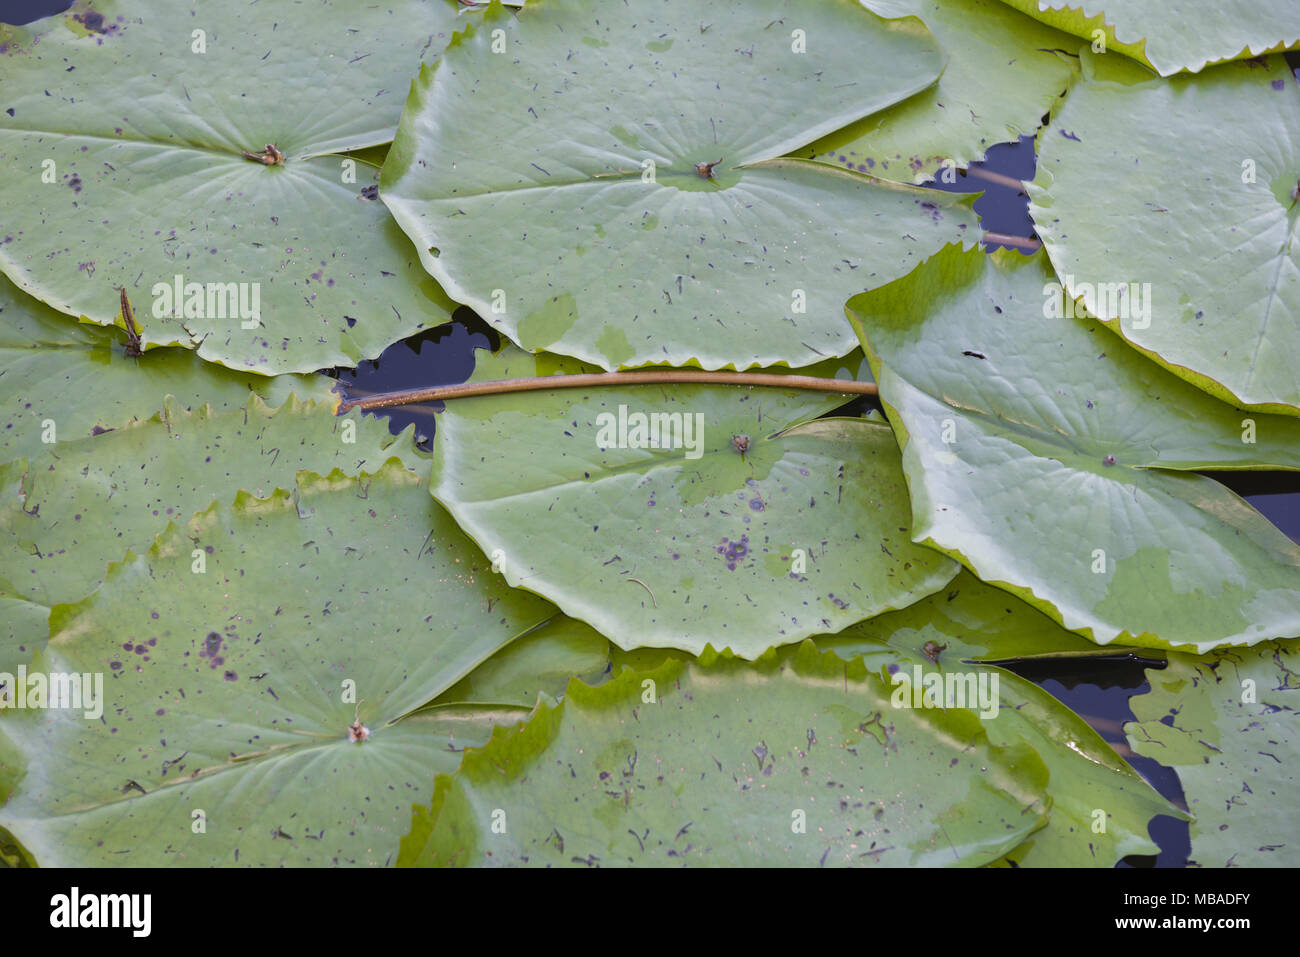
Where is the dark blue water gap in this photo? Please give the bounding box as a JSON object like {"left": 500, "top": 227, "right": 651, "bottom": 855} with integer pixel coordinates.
{"left": 325, "top": 308, "right": 498, "bottom": 453}
{"left": 0, "top": 0, "right": 73, "bottom": 25}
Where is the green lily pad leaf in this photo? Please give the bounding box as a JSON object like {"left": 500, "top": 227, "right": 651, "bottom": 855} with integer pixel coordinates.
{"left": 435, "top": 616, "right": 610, "bottom": 708}
{"left": 1126, "top": 640, "right": 1299, "bottom": 867}
{"left": 984, "top": 672, "right": 1182, "bottom": 866}
{"left": 0, "top": 0, "right": 470, "bottom": 373}
{"left": 341, "top": 144, "right": 393, "bottom": 171}
{"left": 0, "top": 463, "right": 552, "bottom": 866}
{"left": 823, "top": 568, "right": 1143, "bottom": 664}
{"left": 0, "top": 825, "right": 36, "bottom": 868}
{"left": 0, "top": 465, "right": 46, "bottom": 675}
{"left": 847, "top": 244, "right": 1300, "bottom": 653}
{"left": 0, "top": 714, "right": 25, "bottom": 806}
{"left": 431, "top": 346, "right": 957, "bottom": 659}
{"left": 817, "top": 580, "right": 1184, "bottom": 866}
{"left": 1029, "top": 55, "right": 1300, "bottom": 414}
{"left": 400, "top": 641, "right": 1051, "bottom": 866}
{"left": 381, "top": 0, "right": 980, "bottom": 371}
{"left": 808, "top": 0, "right": 1078, "bottom": 184}
{"left": 0, "top": 594, "right": 49, "bottom": 677}
{"left": 0, "top": 395, "right": 428, "bottom": 615}
{"left": 997, "top": 0, "right": 1300, "bottom": 76}
{"left": 0, "top": 274, "right": 332, "bottom": 467}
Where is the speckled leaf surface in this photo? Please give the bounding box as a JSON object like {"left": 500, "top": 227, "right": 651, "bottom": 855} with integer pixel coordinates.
{"left": 435, "top": 616, "right": 609, "bottom": 708}
{"left": 0, "top": 0, "right": 467, "bottom": 373}
{"left": 1126, "top": 640, "right": 1299, "bottom": 867}
{"left": 982, "top": 669, "right": 1181, "bottom": 866}
{"left": 0, "top": 464, "right": 554, "bottom": 866}
{"left": 431, "top": 346, "right": 957, "bottom": 659}
{"left": 0, "top": 594, "right": 48, "bottom": 677}
{"left": 0, "top": 275, "right": 332, "bottom": 467}
{"left": 400, "top": 641, "right": 1051, "bottom": 866}
{"left": 0, "top": 395, "right": 428, "bottom": 614}
{"left": 997, "top": 0, "right": 1300, "bottom": 75}
{"left": 0, "top": 464, "right": 45, "bottom": 676}
{"left": 818, "top": 579, "right": 1183, "bottom": 866}
{"left": 381, "top": 0, "right": 980, "bottom": 371}
{"left": 847, "top": 245, "right": 1300, "bottom": 653}
{"left": 808, "top": 0, "right": 1077, "bottom": 184}
{"left": 1029, "top": 55, "right": 1300, "bottom": 414}
{"left": 822, "top": 568, "right": 1136, "bottom": 664}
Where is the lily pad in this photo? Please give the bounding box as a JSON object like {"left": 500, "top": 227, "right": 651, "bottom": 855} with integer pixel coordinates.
{"left": 0, "top": 463, "right": 553, "bottom": 866}
{"left": 1126, "top": 640, "right": 1299, "bottom": 866}
{"left": 381, "top": 0, "right": 979, "bottom": 371}
{"left": 1029, "top": 54, "right": 1300, "bottom": 414}
{"left": 822, "top": 568, "right": 1139, "bottom": 663}
{"left": 983, "top": 671, "right": 1182, "bottom": 866}
{"left": 0, "top": 0, "right": 468, "bottom": 373}
{"left": 0, "top": 395, "right": 428, "bottom": 614}
{"left": 430, "top": 346, "right": 958, "bottom": 659}
{"left": 817, "top": 576, "right": 1184, "bottom": 866}
{"left": 0, "top": 274, "right": 332, "bottom": 467}
{"left": 0, "top": 593, "right": 49, "bottom": 677}
{"left": 399, "top": 641, "right": 1051, "bottom": 866}
{"left": 435, "top": 616, "right": 609, "bottom": 708}
{"left": 997, "top": 0, "right": 1300, "bottom": 75}
{"left": 0, "top": 824, "right": 36, "bottom": 868}
{"left": 809, "top": 0, "right": 1078, "bottom": 183}
{"left": 846, "top": 244, "right": 1300, "bottom": 653}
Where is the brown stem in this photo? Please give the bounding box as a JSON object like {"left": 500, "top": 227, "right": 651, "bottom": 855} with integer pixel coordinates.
{"left": 982, "top": 231, "right": 1042, "bottom": 251}
{"left": 963, "top": 167, "right": 1026, "bottom": 191}
{"left": 337, "top": 369, "right": 878, "bottom": 413}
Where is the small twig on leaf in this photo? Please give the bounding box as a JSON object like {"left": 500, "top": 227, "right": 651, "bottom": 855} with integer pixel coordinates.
{"left": 626, "top": 577, "right": 657, "bottom": 607}
{"left": 241, "top": 144, "right": 285, "bottom": 166}
{"left": 118, "top": 287, "right": 143, "bottom": 357}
